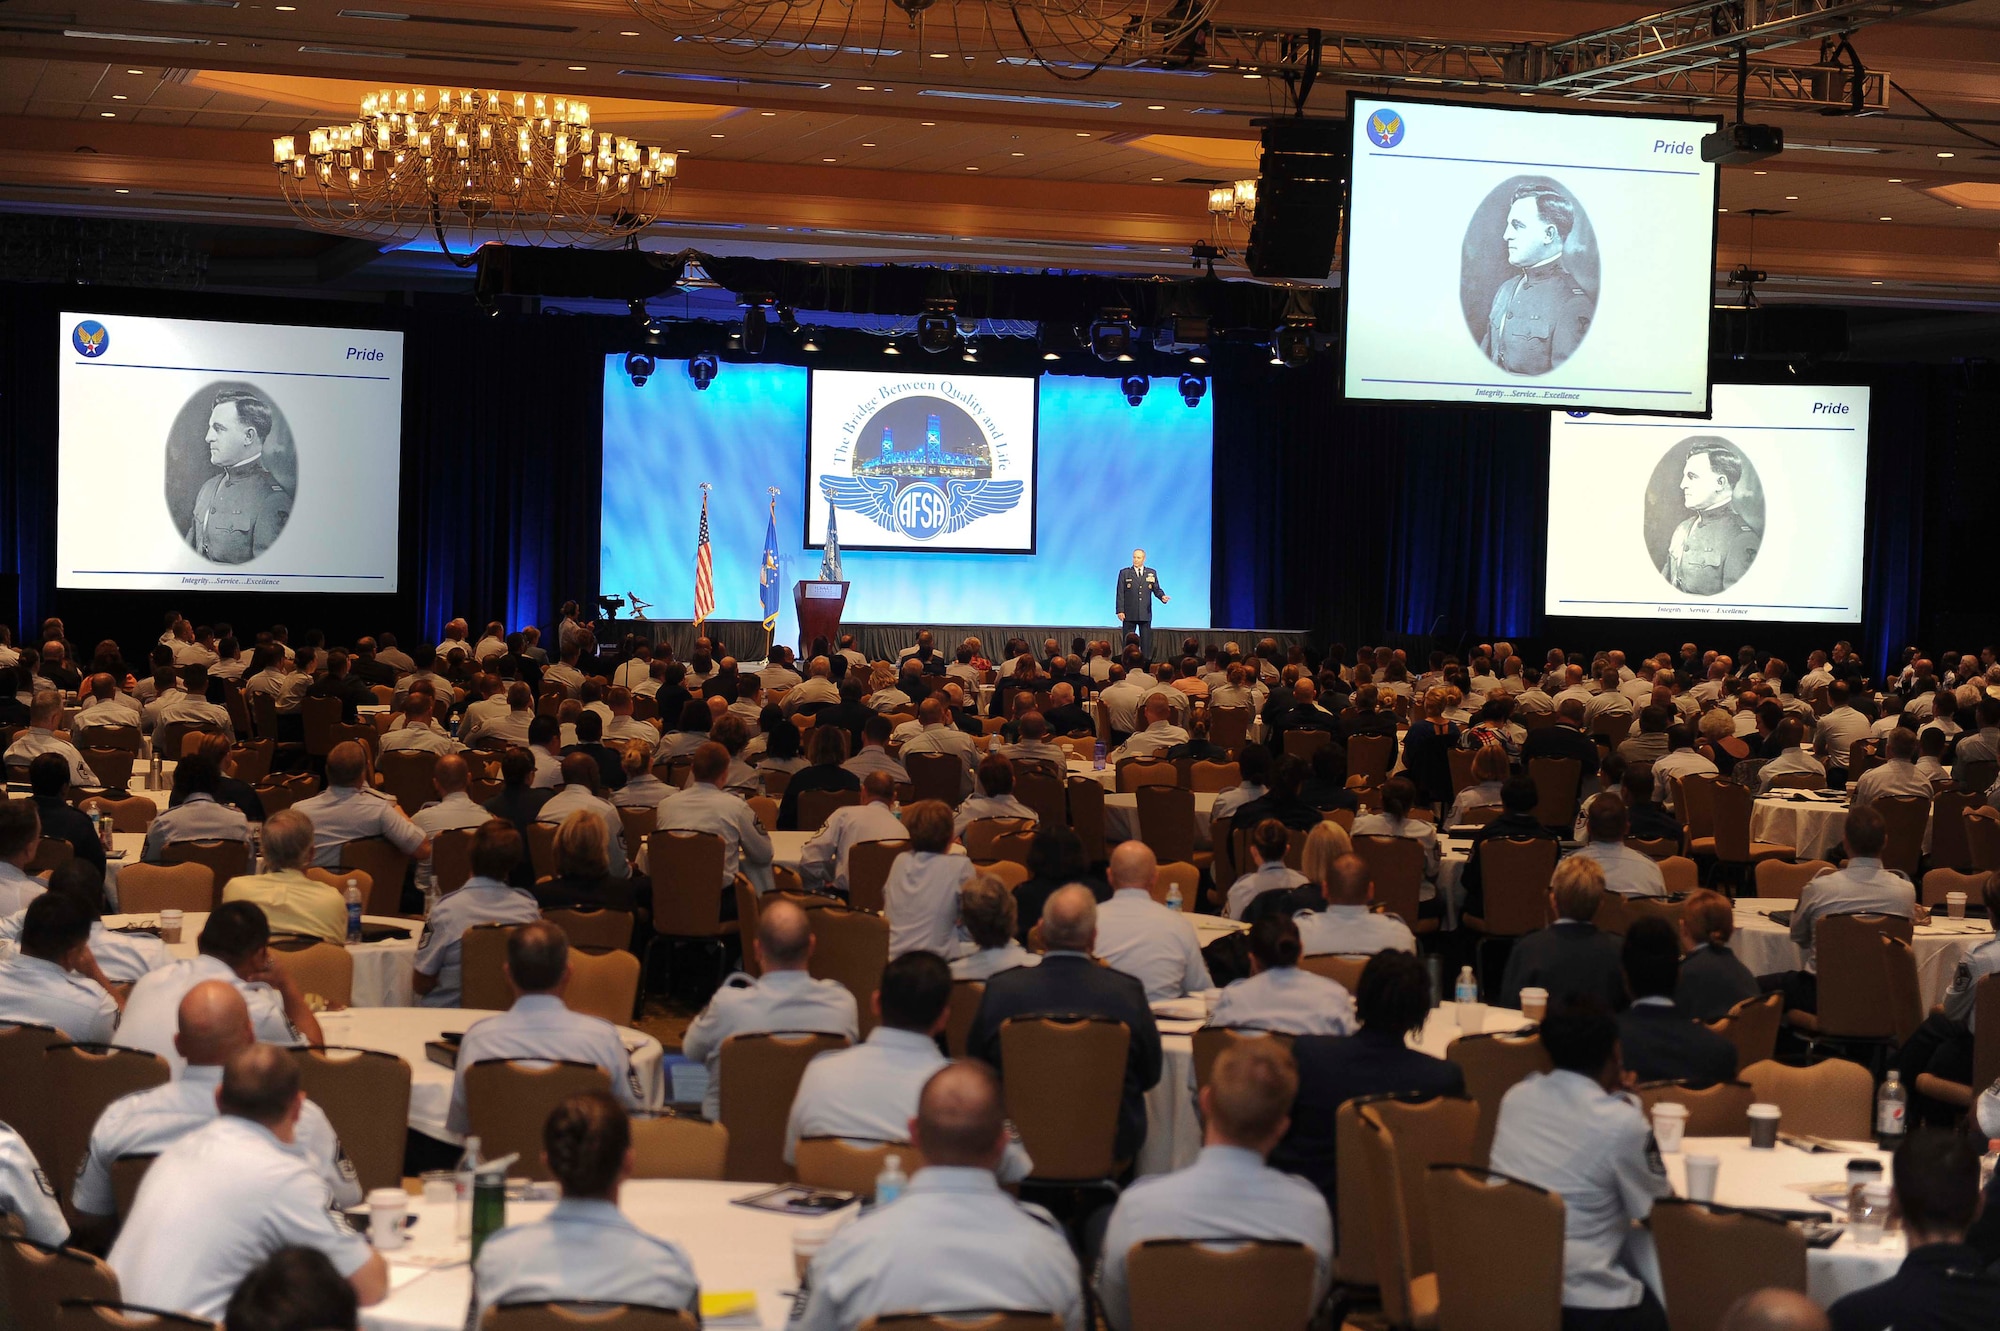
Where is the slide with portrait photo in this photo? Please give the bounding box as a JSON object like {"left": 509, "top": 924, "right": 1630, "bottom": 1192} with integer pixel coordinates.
{"left": 1544, "top": 384, "right": 1870, "bottom": 623}
{"left": 55, "top": 313, "right": 403, "bottom": 593}
{"left": 1343, "top": 95, "right": 1719, "bottom": 415}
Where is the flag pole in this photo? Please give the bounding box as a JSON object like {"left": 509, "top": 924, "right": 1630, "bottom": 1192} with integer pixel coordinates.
{"left": 764, "top": 486, "right": 780, "bottom": 660}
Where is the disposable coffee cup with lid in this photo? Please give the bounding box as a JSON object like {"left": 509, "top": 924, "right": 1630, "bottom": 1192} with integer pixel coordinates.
{"left": 1747, "top": 1102, "right": 1782, "bottom": 1149}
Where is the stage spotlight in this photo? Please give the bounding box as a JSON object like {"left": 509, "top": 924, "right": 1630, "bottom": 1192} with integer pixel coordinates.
{"left": 1090, "top": 308, "right": 1134, "bottom": 362}
{"left": 688, "top": 352, "right": 719, "bottom": 391}
{"left": 961, "top": 337, "right": 979, "bottom": 362}
{"left": 1177, "top": 373, "right": 1206, "bottom": 407}
{"left": 884, "top": 340, "right": 901, "bottom": 356}
{"left": 801, "top": 331, "right": 821, "bottom": 352}
{"left": 624, "top": 352, "right": 656, "bottom": 388}
{"left": 1120, "top": 374, "right": 1149, "bottom": 407}
{"left": 1272, "top": 319, "right": 1314, "bottom": 367}
{"left": 917, "top": 301, "right": 959, "bottom": 354}
{"left": 741, "top": 304, "right": 769, "bottom": 355}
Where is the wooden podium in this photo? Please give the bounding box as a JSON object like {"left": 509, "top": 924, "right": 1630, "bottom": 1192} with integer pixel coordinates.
{"left": 794, "top": 580, "right": 849, "bottom": 657}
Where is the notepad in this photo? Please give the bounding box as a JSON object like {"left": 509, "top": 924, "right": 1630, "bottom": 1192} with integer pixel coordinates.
{"left": 699, "top": 1291, "right": 759, "bottom": 1326}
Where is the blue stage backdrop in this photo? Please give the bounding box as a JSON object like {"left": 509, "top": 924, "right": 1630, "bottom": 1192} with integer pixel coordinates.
{"left": 601, "top": 361, "right": 1213, "bottom": 649}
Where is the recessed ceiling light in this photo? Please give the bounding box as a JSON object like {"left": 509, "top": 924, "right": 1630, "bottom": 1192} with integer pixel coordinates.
{"left": 620, "top": 30, "right": 639, "bottom": 35}
{"left": 1242, "top": 72, "right": 1262, "bottom": 79}
{"left": 1938, "top": 151, "right": 1955, "bottom": 158}
{"left": 100, "top": 111, "right": 115, "bottom": 117}
{"left": 568, "top": 65, "right": 586, "bottom": 71}
{"left": 856, "top": 85, "right": 874, "bottom": 91}
{"left": 822, "top": 157, "right": 835, "bottom": 162}
{"left": 710, "top": 132, "right": 724, "bottom": 137}
{"left": 1872, "top": 280, "right": 1883, "bottom": 285}
{"left": 927, "top": 50, "right": 948, "bottom": 58}
{"left": 1147, "top": 104, "right": 1165, "bottom": 111}
{"left": 965, "top": 165, "right": 978, "bottom": 171}
{"left": 1150, "top": 176, "right": 1163, "bottom": 181}
{"left": 126, "top": 68, "right": 145, "bottom": 74}
{"left": 274, "top": 5, "right": 294, "bottom": 10}
{"left": 1011, "top": 151, "right": 1025, "bottom": 157}
{"left": 1074, "top": 131, "right": 1089, "bottom": 137}
{"left": 114, "top": 187, "right": 129, "bottom": 193}
{"left": 113, "top": 94, "right": 127, "bottom": 99}
{"left": 1879, "top": 215, "right": 1892, "bottom": 220}
{"left": 1718, "top": 207, "right": 1728, "bottom": 212}
{"left": 1753, "top": 170, "right": 1767, "bottom": 175}
{"left": 861, "top": 142, "right": 875, "bottom": 147}
{"left": 760, "top": 110, "right": 776, "bottom": 116}
{"left": 1888, "top": 177, "right": 1903, "bottom": 183}
{"left": 1784, "top": 194, "right": 1798, "bottom": 200}
{"left": 920, "top": 121, "right": 935, "bottom": 126}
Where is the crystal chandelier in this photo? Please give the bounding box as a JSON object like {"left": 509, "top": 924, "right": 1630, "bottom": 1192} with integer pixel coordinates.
{"left": 272, "top": 88, "right": 679, "bottom": 261}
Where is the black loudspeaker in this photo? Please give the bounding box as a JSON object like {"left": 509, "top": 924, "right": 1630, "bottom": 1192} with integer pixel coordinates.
{"left": 1244, "top": 118, "right": 1346, "bottom": 281}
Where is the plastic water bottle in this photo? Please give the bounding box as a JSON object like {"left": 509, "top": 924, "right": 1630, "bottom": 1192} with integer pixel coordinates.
{"left": 345, "top": 879, "right": 364, "bottom": 944}
{"left": 1093, "top": 741, "right": 1106, "bottom": 771}
{"left": 453, "top": 1135, "right": 482, "bottom": 1240}
{"left": 874, "top": 1153, "right": 906, "bottom": 1206}
{"left": 1164, "top": 879, "right": 1183, "bottom": 913}
{"left": 1454, "top": 965, "right": 1477, "bottom": 1007}
{"left": 1875, "top": 1071, "right": 1908, "bottom": 1151}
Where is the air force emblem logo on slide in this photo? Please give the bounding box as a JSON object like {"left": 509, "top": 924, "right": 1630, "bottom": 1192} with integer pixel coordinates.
{"left": 1367, "top": 108, "right": 1406, "bottom": 149}
{"left": 72, "top": 321, "right": 109, "bottom": 358}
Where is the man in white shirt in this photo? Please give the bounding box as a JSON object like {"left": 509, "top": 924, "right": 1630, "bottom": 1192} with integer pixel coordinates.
{"left": 1096, "top": 1040, "right": 1331, "bottom": 1331}
{"left": 954, "top": 755, "right": 1040, "bottom": 836}
{"left": 656, "top": 742, "right": 773, "bottom": 895}
{"left": 410, "top": 755, "right": 494, "bottom": 904}
{"left": 0, "top": 802, "right": 47, "bottom": 917}
{"left": 473, "top": 621, "right": 510, "bottom": 663}
{"left": 411, "top": 823, "right": 543, "bottom": 1007}
{"left": 842, "top": 716, "right": 910, "bottom": 784}
{"left": 1812, "top": 682, "right": 1874, "bottom": 770}
{"left": 109, "top": 1044, "right": 388, "bottom": 1322}
{"left": 141, "top": 751, "right": 251, "bottom": 862}
{"left": 1097, "top": 668, "right": 1149, "bottom": 740}
{"left": 1294, "top": 852, "right": 1417, "bottom": 957}
{"left": 1212, "top": 745, "right": 1273, "bottom": 825}
{"left": 994, "top": 711, "right": 1067, "bottom": 774}
{"left": 1106, "top": 694, "right": 1189, "bottom": 765}
{"left": 1851, "top": 728, "right": 1935, "bottom": 809}
{"left": 1093, "top": 842, "right": 1211, "bottom": 1002}
{"left": 758, "top": 647, "right": 804, "bottom": 694}
{"left": 600, "top": 686, "right": 656, "bottom": 747}
{"left": 116, "top": 900, "right": 321, "bottom": 1073}
{"left": 4, "top": 691, "right": 98, "bottom": 786}
{"left": 783, "top": 657, "right": 842, "bottom": 715}
{"left": 1575, "top": 796, "right": 1668, "bottom": 899}
{"left": 1553, "top": 666, "right": 1594, "bottom": 711}
{"left": 0, "top": 893, "right": 121, "bottom": 1041}
{"left": 1780, "top": 805, "right": 1916, "bottom": 1012}
{"left": 292, "top": 741, "right": 432, "bottom": 868}
{"left": 71, "top": 674, "right": 142, "bottom": 737}
{"left": 154, "top": 665, "right": 235, "bottom": 741}
{"left": 798, "top": 771, "right": 905, "bottom": 897}
{"left": 901, "top": 697, "right": 980, "bottom": 799}
{"left": 1757, "top": 719, "right": 1827, "bottom": 792}
{"left": 379, "top": 694, "right": 460, "bottom": 755}
{"left": 681, "top": 898, "right": 857, "bottom": 1121}
{"left": 1650, "top": 727, "right": 1718, "bottom": 812}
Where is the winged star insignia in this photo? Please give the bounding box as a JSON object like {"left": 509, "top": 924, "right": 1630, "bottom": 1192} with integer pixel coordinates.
{"left": 820, "top": 475, "right": 1024, "bottom": 543}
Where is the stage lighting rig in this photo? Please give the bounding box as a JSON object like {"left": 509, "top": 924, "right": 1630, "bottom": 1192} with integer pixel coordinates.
{"left": 1178, "top": 373, "right": 1206, "bottom": 408}
{"left": 624, "top": 352, "right": 657, "bottom": 387}
{"left": 917, "top": 301, "right": 960, "bottom": 354}
{"left": 688, "top": 352, "right": 719, "bottom": 390}
{"left": 1091, "top": 309, "right": 1135, "bottom": 362}
{"left": 1272, "top": 319, "right": 1315, "bottom": 367}
{"left": 1120, "top": 374, "right": 1149, "bottom": 407}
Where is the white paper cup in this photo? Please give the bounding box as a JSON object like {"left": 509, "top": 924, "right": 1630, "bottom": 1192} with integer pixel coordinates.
{"left": 1948, "top": 892, "right": 1968, "bottom": 919}
{"left": 1684, "top": 1154, "right": 1720, "bottom": 1203}
{"left": 158, "top": 909, "right": 183, "bottom": 945}
{"left": 420, "top": 1170, "right": 457, "bottom": 1206}
{"left": 1456, "top": 1001, "right": 1484, "bottom": 1035}
{"left": 1651, "top": 1103, "right": 1689, "bottom": 1153}
{"left": 367, "top": 1187, "right": 407, "bottom": 1250}
{"left": 1747, "top": 1102, "right": 1781, "bottom": 1149}
{"left": 792, "top": 1218, "right": 839, "bottom": 1284}
{"left": 1518, "top": 987, "right": 1549, "bottom": 1023}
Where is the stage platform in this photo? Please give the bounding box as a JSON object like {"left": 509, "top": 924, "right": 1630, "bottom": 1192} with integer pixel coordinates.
{"left": 597, "top": 620, "right": 1308, "bottom": 664}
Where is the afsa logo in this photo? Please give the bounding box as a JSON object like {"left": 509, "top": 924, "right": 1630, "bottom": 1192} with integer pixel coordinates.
{"left": 71, "top": 321, "right": 109, "bottom": 358}
{"left": 1566, "top": 411, "right": 1591, "bottom": 418}
{"left": 1366, "top": 107, "right": 1406, "bottom": 149}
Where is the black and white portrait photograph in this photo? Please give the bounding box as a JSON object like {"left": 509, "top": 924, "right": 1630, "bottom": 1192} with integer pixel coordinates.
{"left": 1645, "top": 436, "right": 1764, "bottom": 597}
{"left": 1459, "top": 176, "right": 1599, "bottom": 377}
{"left": 164, "top": 382, "right": 296, "bottom": 565}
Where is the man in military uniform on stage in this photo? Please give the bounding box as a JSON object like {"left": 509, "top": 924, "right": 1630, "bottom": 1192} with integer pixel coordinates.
{"left": 186, "top": 389, "right": 291, "bottom": 564}
{"left": 1481, "top": 185, "right": 1595, "bottom": 377}
{"left": 1115, "top": 548, "right": 1169, "bottom": 657}
{"left": 1663, "top": 440, "right": 1760, "bottom": 596}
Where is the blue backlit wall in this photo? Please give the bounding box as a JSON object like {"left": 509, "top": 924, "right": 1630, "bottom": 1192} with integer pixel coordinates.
{"left": 600, "top": 361, "right": 1213, "bottom": 647}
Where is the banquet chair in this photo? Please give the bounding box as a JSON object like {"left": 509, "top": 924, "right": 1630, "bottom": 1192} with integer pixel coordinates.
{"left": 905, "top": 753, "right": 965, "bottom": 808}
{"left": 732, "top": 879, "right": 764, "bottom": 979}
{"left": 1914, "top": 974, "right": 2000, "bottom": 1112}
{"left": 1013, "top": 771, "right": 1068, "bottom": 830}
{"left": 290, "top": 1046, "right": 411, "bottom": 1192}
{"left": 1424, "top": 1165, "right": 1565, "bottom": 1331}
{"left": 460, "top": 923, "right": 520, "bottom": 1013}
{"left": 1699, "top": 781, "right": 1795, "bottom": 890}
{"left": 527, "top": 823, "right": 560, "bottom": 881}
{"left": 1955, "top": 760, "right": 2000, "bottom": 799}
{"left": 153, "top": 722, "right": 215, "bottom": 765}
{"left": 1753, "top": 858, "right": 1834, "bottom": 898}
{"left": 615, "top": 810, "right": 654, "bottom": 868}
{"left": 26, "top": 838, "right": 73, "bottom": 877}
{"left": 1154, "top": 861, "right": 1199, "bottom": 912}
{"left": 1464, "top": 838, "right": 1559, "bottom": 988}
{"left": 340, "top": 838, "right": 412, "bottom": 916}
{"left": 1135, "top": 786, "right": 1210, "bottom": 878}
{"left": 44, "top": 1044, "right": 169, "bottom": 1203}
{"left": 806, "top": 905, "right": 889, "bottom": 1038}
{"left": 565, "top": 949, "right": 640, "bottom": 1026}
{"left": 1454, "top": 805, "right": 1502, "bottom": 828}
{"left": 113, "top": 864, "right": 211, "bottom": 917}
{"left": 795, "top": 1138, "right": 919, "bottom": 1201}
{"left": 1206, "top": 706, "right": 1251, "bottom": 759}
{"left": 76, "top": 796, "right": 154, "bottom": 835}
{"left": 1347, "top": 735, "right": 1395, "bottom": 788}
{"left": 1281, "top": 731, "right": 1331, "bottom": 765}
{"left": 1445, "top": 748, "right": 1478, "bottom": 798}
{"left": 1788, "top": 916, "right": 1917, "bottom": 1057}
{"left": 269, "top": 940, "right": 353, "bottom": 1009}
{"left": 1588, "top": 712, "right": 1632, "bottom": 747}
{"left": 1650, "top": 1199, "right": 1808, "bottom": 1331}
{"left": 3, "top": 1240, "right": 121, "bottom": 1331}
{"left": 628, "top": 1113, "right": 728, "bottom": 1181}
{"left": 1624, "top": 836, "right": 1680, "bottom": 861}
{"left": 646, "top": 832, "right": 734, "bottom": 996}
{"left": 0, "top": 1022, "right": 66, "bottom": 1173}
{"left": 159, "top": 839, "right": 247, "bottom": 904}
{"left": 1766, "top": 772, "right": 1824, "bottom": 791}
{"left": 431, "top": 828, "right": 476, "bottom": 898}
{"left": 1965, "top": 806, "right": 2000, "bottom": 873}
{"left": 301, "top": 696, "right": 343, "bottom": 758}
{"left": 1706, "top": 993, "right": 1783, "bottom": 1071}
{"left": 1352, "top": 835, "right": 1428, "bottom": 934}
{"left": 226, "top": 737, "right": 273, "bottom": 785}
{"left": 858, "top": 1316, "right": 1058, "bottom": 1331}
{"left": 1117, "top": 757, "right": 1181, "bottom": 794}
{"left": 747, "top": 797, "right": 779, "bottom": 834}
{"left": 374, "top": 749, "right": 440, "bottom": 816}
{"left": 1635, "top": 1080, "right": 1754, "bottom": 1136}
{"left": 307, "top": 868, "right": 376, "bottom": 924}
{"left": 1066, "top": 777, "right": 1107, "bottom": 867}
{"left": 82, "top": 724, "right": 143, "bottom": 755}
{"left": 1656, "top": 856, "right": 1699, "bottom": 895}
{"left": 1188, "top": 760, "right": 1239, "bottom": 794}
{"left": 1676, "top": 773, "right": 1721, "bottom": 844}
{"left": 1875, "top": 794, "right": 1930, "bottom": 878}
{"left": 1446, "top": 1031, "right": 1552, "bottom": 1166}
{"left": 999, "top": 1016, "right": 1130, "bottom": 1184}
{"left": 1355, "top": 1096, "right": 1479, "bottom": 1329}
{"left": 1526, "top": 757, "right": 1582, "bottom": 830}
{"left": 1190, "top": 1028, "right": 1294, "bottom": 1096}
{"left": 718, "top": 1032, "right": 850, "bottom": 1182}
{"left": 480, "top": 1302, "right": 696, "bottom": 1331}
{"left": 945, "top": 980, "right": 985, "bottom": 1057}
{"left": 544, "top": 908, "right": 636, "bottom": 954}
{"left": 1299, "top": 954, "right": 1368, "bottom": 991}
{"left": 465, "top": 1060, "right": 612, "bottom": 1181}
{"left": 982, "top": 858, "right": 1032, "bottom": 895}
{"left": 1124, "top": 1237, "right": 1322, "bottom": 1331}
{"left": 79, "top": 750, "right": 134, "bottom": 793}
{"left": 961, "top": 819, "right": 1031, "bottom": 864}
{"left": 761, "top": 769, "right": 791, "bottom": 800}
{"left": 1920, "top": 867, "right": 1992, "bottom": 909}
{"left": 1929, "top": 791, "right": 1975, "bottom": 872}
{"left": 795, "top": 788, "right": 859, "bottom": 833}
{"left": 1740, "top": 1059, "right": 1873, "bottom": 1141}
{"left": 108, "top": 1155, "right": 156, "bottom": 1223}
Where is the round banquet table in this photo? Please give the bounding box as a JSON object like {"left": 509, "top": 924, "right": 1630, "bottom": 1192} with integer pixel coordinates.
{"left": 361, "top": 1179, "right": 848, "bottom": 1331}
{"left": 100, "top": 909, "right": 425, "bottom": 1007}
{"left": 1102, "top": 790, "right": 1216, "bottom": 848}
{"left": 1654, "top": 1137, "right": 1902, "bottom": 1307}
{"left": 1750, "top": 793, "right": 1854, "bottom": 862}
{"left": 316, "top": 1006, "right": 666, "bottom": 1144}
{"left": 1730, "top": 899, "right": 1988, "bottom": 1009}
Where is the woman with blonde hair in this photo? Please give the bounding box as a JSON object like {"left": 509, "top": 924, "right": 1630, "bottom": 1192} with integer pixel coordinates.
{"left": 1299, "top": 820, "right": 1355, "bottom": 894}
{"left": 610, "top": 740, "right": 669, "bottom": 809}
{"left": 535, "top": 809, "right": 631, "bottom": 911}
{"left": 1674, "top": 888, "right": 1758, "bottom": 1021}
{"left": 1445, "top": 744, "right": 1508, "bottom": 827}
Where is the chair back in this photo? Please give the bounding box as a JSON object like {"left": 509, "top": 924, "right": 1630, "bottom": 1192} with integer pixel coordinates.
{"left": 1187, "top": 760, "right": 1239, "bottom": 794}
{"left": 1124, "top": 1238, "right": 1322, "bottom": 1331}
{"left": 339, "top": 837, "right": 412, "bottom": 915}
{"left": 1298, "top": 953, "right": 1368, "bottom": 989}
{"left": 1753, "top": 858, "right": 1833, "bottom": 898}
{"left": 648, "top": 832, "right": 729, "bottom": 938}
{"left": 960, "top": 819, "right": 1029, "bottom": 864}
{"left": 26, "top": 838, "right": 74, "bottom": 877}
{"left": 1346, "top": 733, "right": 1394, "bottom": 787}
{"left": 1766, "top": 772, "right": 1823, "bottom": 792}
{"left": 1955, "top": 759, "right": 2000, "bottom": 797}
{"left": 77, "top": 796, "right": 155, "bottom": 834}
{"left": 464, "top": 1059, "right": 612, "bottom": 1180}
{"left": 527, "top": 823, "right": 560, "bottom": 881}
{"left": 227, "top": 737, "right": 273, "bottom": 784}
{"left": 1707, "top": 993, "right": 1783, "bottom": 1070}
{"left": 85, "top": 724, "right": 144, "bottom": 754}
{"left": 998, "top": 1016, "right": 1130, "bottom": 1180}
{"left": 1134, "top": 785, "right": 1196, "bottom": 866}
{"left": 1874, "top": 794, "right": 1930, "bottom": 878}
{"left": 276, "top": 1046, "right": 410, "bottom": 1197}
{"left": 1066, "top": 777, "right": 1107, "bottom": 865}
{"left": 1740, "top": 1058, "right": 1873, "bottom": 1141}
{"left": 1526, "top": 757, "right": 1581, "bottom": 828}
{"left": 43, "top": 1043, "right": 170, "bottom": 1202}
{"left": 544, "top": 908, "right": 635, "bottom": 953}
{"left": 945, "top": 980, "right": 984, "bottom": 1057}
{"left": 718, "top": 1032, "right": 851, "bottom": 1182}
{"left": 3, "top": 1238, "right": 120, "bottom": 1331}
{"left": 1651, "top": 1199, "right": 1809, "bottom": 1331}
{"left": 158, "top": 839, "right": 247, "bottom": 904}
{"left": 616, "top": 809, "right": 655, "bottom": 868}
{"left": 733, "top": 877, "right": 763, "bottom": 978}
{"left": 1478, "top": 839, "right": 1558, "bottom": 936}
{"left": 746, "top": 796, "right": 779, "bottom": 834}
{"left": 904, "top": 752, "right": 964, "bottom": 806}
{"left": 1710, "top": 780, "right": 1766, "bottom": 863}
{"left": 1205, "top": 706, "right": 1250, "bottom": 757}
{"left": 1656, "top": 855, "right": 1698, "bottom": 895}
{"left": 1636, "top": 1080, "right": 1754, "bottom": 1136}
{"left": 300, "top": 695, "right": 344, "bottom": 756}
{"left": 1815, "top": 913, "right": 1915, "bottom": 1040}
{"left": 1678, "top": 773, "right": 1721, "bottom": 840}
{"left": 805, "top": 905, "right": 890, "bottom": 1037}
{"left": 1446, "top": 747, "right": 1479, "bottom": 797}
{"left": 0, "top": 1022, "right": 65, "bottom": 1171}
{"left": 116, "top": 863, "right": 212, "bottom": 916}
{"left": 460, "top": 923, "right": 520, "bottom": 1012}
{"left": 1332, "top": 1099, "right": 1378, "bottom": 1285}
{"left": 79, "top": 750, "right": 135, "bottom": 792}
{"left": 1458, "top": 804, "right": 1502, "bottom": 827}
{"left": 795, "top": 1138, "right": 919, "bottom": 1201}
{"left": 1882, "top": 935, "right": 1925, "bottom": 1047}
{"left": 1425, "top": 1165, "right": 1566, "bottom": 1331}
{"left": 1356, "top": 1096, "right": 1479, "bottom": 1326}
{"left": 479, "top": 1302, "right": 697, "bottom": 1331}
{"left": 1625, "top": 836, "right": 1679, "bottom": 860}
{"left": 796, "top": 788, "right": 859, "bottom": 832}
{"left": 1189, "top": 1027, "right": 1294, "bottom": 1096}
{"left": 1966, "top": 806, "right": 2000, "bottom": 873}
{"left": 1013, "top": 771, "right": 1068, "bottom": 830}
{"left": 1930, "top": 791, "right": 1975, "bottom": 872}
{"left": 433, "top": 827, "right": 477, "bottom": 897}
{"left": 1447, "top": 1031, "right": 1553, "bottom": 1165}
{"left": 1974, "top": 974, "right": 2000, "bottom": 1097}
{"left": 566, "top": 949, "right": 641, "bottom": 1026}
{"left": 1115, "top": 757, "right": 1180, "bottom": 793}
{"left": 1351, "top": 835, "right": 1424, "bottom": 927}
{"left": 628, "top": 1113, "right": 729, "bottom": 1181}
{"left": 269, "top": 940, "right": 354, "bottom": 1009}
{"left": 1281, "top": 730, "right": 1330, "bottom": 766}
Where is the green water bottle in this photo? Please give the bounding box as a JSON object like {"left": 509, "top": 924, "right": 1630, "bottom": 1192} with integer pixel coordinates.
{"left": 470, "top": 1171, "right": 506, "bottom": 1259}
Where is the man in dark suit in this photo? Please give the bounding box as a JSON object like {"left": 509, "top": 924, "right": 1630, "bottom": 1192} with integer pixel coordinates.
{"left": 1617, "top": 917, "right": 1737, "bottom": 1087}
{"left": 482, "top": 747, "right": 553, "bottom": 891}
{"left": 967, "top": 883, "right": 1163, "bottom": 1164}
{"left": 1498, "top": 855, "right": 1627, "bottom": 1012}
{"left": 1459, "top": 775, "right": 1561, "bottom": 923}
{"left": 1042, "top": 683, "right": 1093, "bottom": 737}
{"left": 1114, "top": 549, "right": 1169, "bottom": 656}
{"left": 305, "top": 649, "right": 375, "bottom": 723}
{"left": 562, "top": 711, "right": 627, "bottom": 792}
{"left": 1272, "top": 950, "right": 1466, "bottom": 1211}
{"left": 25, "top": 753, "right": 107, "bottom": 880}
{"left": 351, "top": 638, "right": 398, "bottom": 688}
{"left": 1519, "top": 698, "right": 1600, "bottom": 813}
{"left": 1339, "top": 685, "right": 1399, "bottom": 742}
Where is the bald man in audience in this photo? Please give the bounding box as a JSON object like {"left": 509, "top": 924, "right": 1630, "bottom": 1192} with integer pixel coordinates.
{"left": 408, "top": 754, "right": 493, "bottom": 905}
{"left": 1093, "top": 842, "right": 1211, "bottom": 1001}
{"left": 798, "top": 771, "right": 905, "bottom": 898}
{"left": 1106, "top": 694, "right": 1189, "bottom": 764}
{"left": 900, "top": 697, "right": 979, "bottom": 798}
{"left": 1294, "top": 851, "right": 1417, "bottom": 956}
{"left": 292, "top": 741, "right": 431, "bottom": 868}
{"left": 1718, "top": 1291, "right": 1829, "bottom": 1331}
{"left": 378, "top": 693, "right": 459, "bottom": 755}
{"left": 3, "top": 691, "right": 98, "bottom": 786}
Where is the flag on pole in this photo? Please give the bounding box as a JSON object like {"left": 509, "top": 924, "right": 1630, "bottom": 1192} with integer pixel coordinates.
{"left": 759, "top": 489, "right": 781, "bottom": 632}
{"left": 692, "top": 485, "right": 715, "bottom": 626}
{"left": 820, "top": 503, "right": 843, "bottom": 583}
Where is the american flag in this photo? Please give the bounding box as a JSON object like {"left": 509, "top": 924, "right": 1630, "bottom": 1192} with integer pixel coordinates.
{"left": 692, "top": 488, "right": 715, "bottom": 626}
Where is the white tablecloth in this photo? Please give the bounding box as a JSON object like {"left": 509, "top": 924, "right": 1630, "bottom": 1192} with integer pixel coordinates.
{"left": 1751, "top": 793, "right": 1856, "bottom": 861}
{"left": 317, "top": 1007, "right": 665, "bottom": 1144}
{"left": 101, "top": 910, "right": 425, "bottom": 1007}
{"left": 1103, "top": 791, "right": 1215, "bottom": 848}
{"left": 362, "top": 1179, "right": 846, "bottom": 1331}
{"left": 1731, "top": 899, "right": 1988, "bottom": 1008}
{"left": 1657, "top": 1137, "right": 1903, "bottom": 1307}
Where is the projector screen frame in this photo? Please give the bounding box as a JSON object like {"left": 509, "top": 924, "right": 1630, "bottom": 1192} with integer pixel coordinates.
{"left": 802, "top": 366, "right": 1043, "bottom": 556}
{"left": 1337, "top": 90, "right": 1722, "bottom": 420}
